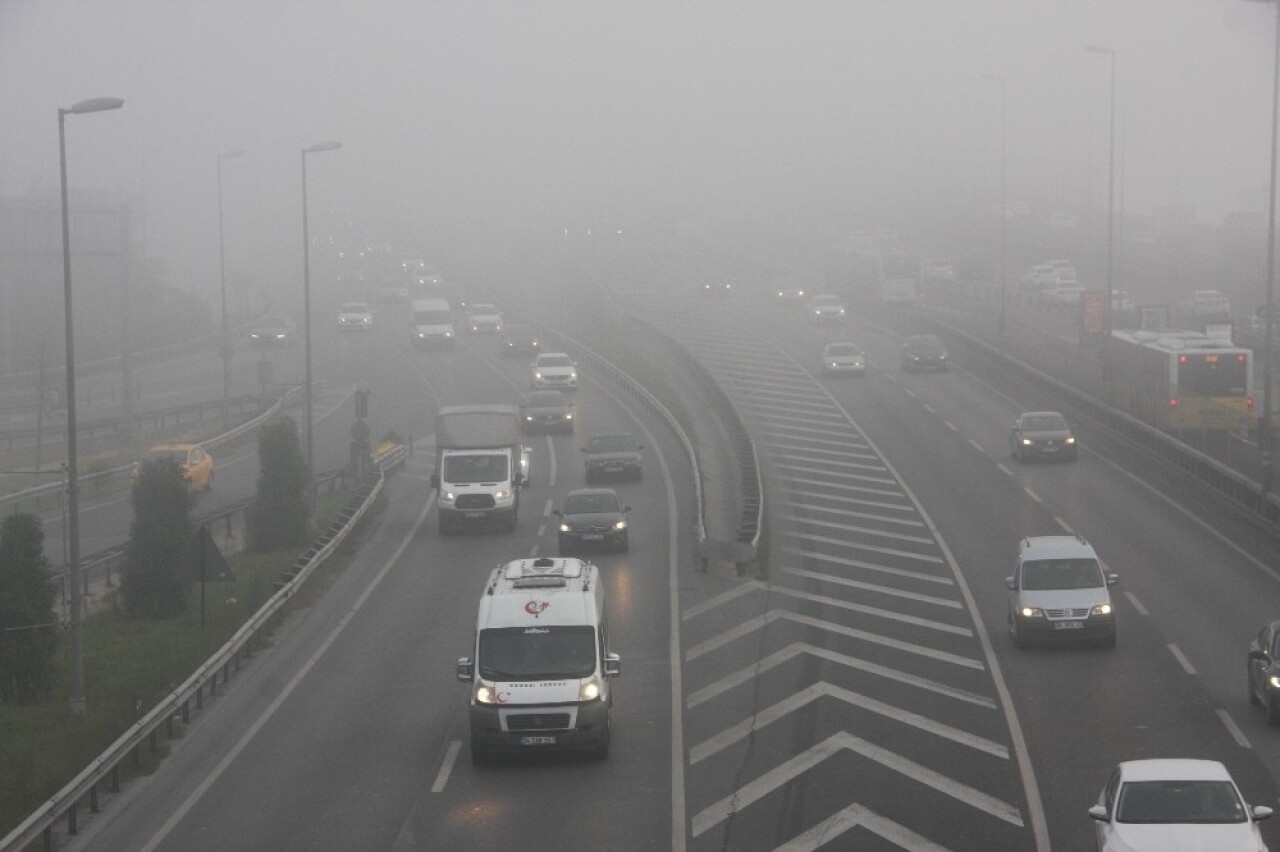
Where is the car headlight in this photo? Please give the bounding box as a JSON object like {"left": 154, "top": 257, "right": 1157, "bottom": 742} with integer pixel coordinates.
{"left": 838, "top": 308, "right": 845, "bottom": 315}
{"left": 475, "top": 682, "right": 500, "bottom": 704}
{"left": 579, "top": 677, "right": 603, "bottom": 702}
{"left": 1018, "top": 606, "right": 1044, "bottom": 618}
{"left": 613, "top": 519, "right": 627, "bottom": 530}
{"left": 1091, "top": 604, "right": 1112, "bottom": 616}
{"left": 565, "top": 413, "right": 573, "bottom": 420}
{"left": 534, "top": 371, "right": 543, "bottom": 379}
{"left": 440, "top": 491, "right": 456, "bottom": 505}
{"left": 559, "top": 522, "right": 572, "bottom": 533}
{"left": 444, "top": 331, "right": 453, "bottom": 337}
{"left": 495, "top": 489, "right": 511, "bottom": 501}
{"left": 416, "top": 332, "right": 426, "bottom": 339}
{"left": 569, "top": 370, "right": 578, "bottom": 379}
{"left": 1020, "top": 438, "right": 1033, "bottom": 446}
{"left": 1065, "top": 437, "right": 1076, "bottom": 445}
{"left": 829, "top": 362, "right": 838, "bottom": 368}
{"left": 525, "top": 415, "right": 534, "bottom": 421}
{"left": 1269, "top": 676, "right": 1280, "bottom": 689}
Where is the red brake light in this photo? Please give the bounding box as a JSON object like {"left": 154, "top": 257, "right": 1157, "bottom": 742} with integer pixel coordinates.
{"left": 1169, "top": 398, "right": 1178, "bottom": 407}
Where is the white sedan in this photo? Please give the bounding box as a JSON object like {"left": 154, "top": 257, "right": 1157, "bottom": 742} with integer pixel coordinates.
{"left": 1089, "top": 759, "right": 1272, "bottom": 851}
{"left": 337, "top": 302, "right": 373, "bottom": 331}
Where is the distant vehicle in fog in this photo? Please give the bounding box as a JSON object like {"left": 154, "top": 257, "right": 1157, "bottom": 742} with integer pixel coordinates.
{"left": 900, "top": 334, "right": 948, "bottom": 372}
{"left": 808, "top": 293, "right": 847, "bottom": 323}
{"left": 821, "top": 342, "right": 866, "bottom": 376}
{"left": 337, "top": 302, "right": 373, "bottom": 331}
{"left": 1010, "top": 411, "right": 1077, "bottom": 462}
{"left": 1108, "top": 329, "right": 1252, "bottom": 432}
{"left": 248, "top": 313, "right": 297, "bottom": 347}
{"left": 501, "top": 324, "right": 542, "bottom": 356}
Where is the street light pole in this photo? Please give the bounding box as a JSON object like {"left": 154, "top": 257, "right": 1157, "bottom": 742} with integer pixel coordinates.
{"left": 1086, "top": 45, "right": 1117, "bottom": 376}
{"left": 1251, "top": 0, "right": 1280, "bottom": 492}
{"left": 58, "top": 95, "right": 124, "bottom": 717}
{"left": 217, "top": 148, "right": 245, "bottom": 432}
{"left": 984, "top": 74, "right": 1008, "bottom": 340}
{"left": 301, "top": 141, "right": 341, "bottom": 516}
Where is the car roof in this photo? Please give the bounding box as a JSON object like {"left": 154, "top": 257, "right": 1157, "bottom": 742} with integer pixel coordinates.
{"left": 1019, "top": 411, "right": 1064, "bottom": 419}
{"left": 907, "top": 334, "right": 941, "bottom": 344}
{"left": 567, "top": 487, "right": 619, "bottom": 499}
{"left": 1019, "top": 535, "right": 1096, "bottom": 560}
{"left": 149, "top": 442, "right": 198, "bottom": 451}
{"left": 1118, "top": 759, "right": 1233, "bottom": 782}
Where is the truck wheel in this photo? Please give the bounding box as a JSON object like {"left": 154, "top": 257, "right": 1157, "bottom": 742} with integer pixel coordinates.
{"left": 470, "top": 734, "right": 491, "bottom": 765}
{"left": 591, "top": 718, "right": 611, "bottom": 760}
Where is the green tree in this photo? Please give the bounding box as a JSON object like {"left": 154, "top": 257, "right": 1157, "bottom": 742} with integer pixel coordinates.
{"left": 0, "top": 514, "right": 58, "bottom": 703}
{"left": 122, "top": 457, "right": 196, "bottom": 619}
{"left": 248, "top": 415, "right": 310, "bottom": 551}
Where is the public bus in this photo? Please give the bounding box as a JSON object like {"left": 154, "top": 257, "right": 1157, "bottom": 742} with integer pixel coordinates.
{"left": 1108, "top": 329, "right": 1253, "bottom": 432}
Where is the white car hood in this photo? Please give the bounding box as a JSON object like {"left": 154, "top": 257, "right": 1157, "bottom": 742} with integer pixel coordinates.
{"left": 1104, "top": 821, "right": 1264, "bottom": 852}
{"left": 1018, "top": 588, "right": 1107, "bottom": 610}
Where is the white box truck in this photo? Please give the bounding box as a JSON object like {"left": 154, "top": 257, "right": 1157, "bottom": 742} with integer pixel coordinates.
{"left": 431, "top": 405, "right": 529, "bottom": 534}
{"left": 457, "top": 557, "right": 620, "bottom": 762}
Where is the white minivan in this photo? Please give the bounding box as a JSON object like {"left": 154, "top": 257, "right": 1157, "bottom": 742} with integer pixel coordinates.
{"left": 410, "top": 298, "right": 455, "bottom": 348}
{"left": 457, "top": 557, "right": 620, "bottom": 762}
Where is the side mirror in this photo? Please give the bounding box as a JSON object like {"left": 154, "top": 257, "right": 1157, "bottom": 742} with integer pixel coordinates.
{"left": 623, "top": 505, "right": 631, "bottom": 513}
{"left": 1253, "top": 805, "right": 1274, "bottom": 822}
{"left": 1004, "top": 577, "right": 1015, "bottom": 590}
{"left": 604, "top": 652, "right": 621, "bottom": 678}
{"left": 1250, "top": 648, "right": 1269, "bottom": 661}
{"left": 1106, "top": 574, "right": 1119, "bottom": 586}
{"left": 456, "top": 657, "right": 473, "bottom": 682}
{"left": 1087, "top": 805, "right": 1109, "bottom": 823}
{"left": 430, "top": 473, "right": 440, "bottom": 488}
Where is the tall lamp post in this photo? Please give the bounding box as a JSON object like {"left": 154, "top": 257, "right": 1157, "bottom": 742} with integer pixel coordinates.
{"left": 1248, "top": 0, "right": 1280, "bottom": 492}
{"left": 1085, "top": 45, "right": 1117, "bottom": 376}
{"left": 217, "top": 148, "right": 245, "bottom": 432}
{"left": 301, "top": 141, "right": 341, "bottom": 514}
{"left": 983, "top": 73, "right": 1008, "bottom": 340}
{"left": 59, "top": 95, "right": 124, "bottom": 716}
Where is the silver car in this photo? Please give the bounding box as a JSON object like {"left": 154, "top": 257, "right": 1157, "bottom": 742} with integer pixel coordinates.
{"left": 821, "top": 342, "right": 866, "bottom": 377}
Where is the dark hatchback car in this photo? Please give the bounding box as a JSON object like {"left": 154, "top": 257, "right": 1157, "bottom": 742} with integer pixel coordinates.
{"left": 1248, "top": 620, "right": 1280, "bottom": 723}
{"left": 583, "top": 434, "right": 644, "bottom": 482}
{"left": 501, "top": 323, "right": 542, "bottom": 357}
{"left": 901, "top": 334, "right": 948, "bottom": 372}
{"left": 248, "top": 313, "right": 297, "bottom": 347}
{"left": 520, "top": 390, "right": 574, "bottom": 434}
{"left": 555, "top": 488, "right": 630, "bottom": 554}
{"left": 1010, "top": 411, "right": 1078, "bottom": 462}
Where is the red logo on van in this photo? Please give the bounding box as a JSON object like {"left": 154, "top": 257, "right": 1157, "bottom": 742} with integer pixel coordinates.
{"left": 524, "top": 600, "right": 550, "bottom": 618}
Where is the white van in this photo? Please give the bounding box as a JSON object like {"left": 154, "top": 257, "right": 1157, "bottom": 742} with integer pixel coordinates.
{"left": 457, "top": 557, "right": 620, "bottom": 762}
{"left": 410, "top": 298, "right": 455, "bottom": 348}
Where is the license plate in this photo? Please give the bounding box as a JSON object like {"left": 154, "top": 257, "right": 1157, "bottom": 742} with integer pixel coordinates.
{"left": 605, "top": 466, "right": 623, "bottom": 472}
{"left": 520, "top": 736, "right": 556, "bottom": 746}
{"left": 581, "top": 534, "right": 604, "bottom": 541}
{"left": 464, "top": 511, "right": 485, "bottom": 519}
{"left": 1053, "top": 621, "right": 1084, "bottom": 630}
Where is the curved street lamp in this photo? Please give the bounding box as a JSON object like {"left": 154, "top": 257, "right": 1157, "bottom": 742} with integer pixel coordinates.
{"left": 59, "top": 95, "right": 124, "bottom": 716}
{"left": 301, "top": 141, "right": 341, "bottom": 514}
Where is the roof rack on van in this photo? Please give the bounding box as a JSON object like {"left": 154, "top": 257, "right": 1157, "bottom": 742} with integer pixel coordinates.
{"left": 501, "top": 556, "right": 585, "bottom": 588}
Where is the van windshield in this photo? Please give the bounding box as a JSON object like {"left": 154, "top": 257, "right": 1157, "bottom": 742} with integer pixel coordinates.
{"left": 413, "top": 310, "right": 452, "bottom": 325}
{"left": 443, "top": 454, "right": 509, "bottom": 483}
{"left": 1021, "top": 559, "right": 1103, "bottom": 590}
{"left": 478, "top": 626, "right": 596, "bottom": 680}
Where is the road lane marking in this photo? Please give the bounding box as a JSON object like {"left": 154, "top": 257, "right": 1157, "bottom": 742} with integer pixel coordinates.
{"left": 923, "top": 404, "right": 936, "bottom": 415}
{"left": 775, "top": 803, "right": 948, "bottom": 852}
{"left": 689, "top": 681, "right": 1009, "bottom": 764}
{"left": 685, "top": 641, "right": 996, "bottom": 710}
{"left": 782, "top": 566, "right": 963, "bottom": 608}
{"left": 430, "top": 740, "right": 462, "bottom": 792}
{"left": 1054, "top": 517, "right": 1074, "bottom": 533}
{"left": 1024, "top": 487, "right": 1042, "bottom": 503}
{"left": 781, "top": 512, "right": 934, "bottom": 543}
{"left": 542, "top": 498, "right": 553, "bottom": 515}
{"left": 777, "top": 531, "right": 945, "bottom": 565}
{"left": 1217, "top": 709, "right": 1253, "bottom": 749}
{"left": 1168, "top": 644, "right": 1198, "bottom": 675}
{"left": 968, "top": 438, "right": 984, "bottom": 452}
{"left": 1123, "top": 591, "right": 1149, "bottom": 616}
{"left": 780, "top": 547, "right": 953, "bottom": 584}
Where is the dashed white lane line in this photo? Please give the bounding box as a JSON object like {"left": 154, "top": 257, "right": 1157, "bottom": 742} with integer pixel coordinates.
{"left": 997, "top": 463, "right": 1014, "bottom": 476}
{"left": 968, "top": 438, "right": 984, "bottom": 452}
{"left": 1124, "top": 591, "right": 1149, "bottom": 616}
{"left": 944, "top": 420, "right": 958, "bottom": 432}
{"left": 923, "top": 403, "right": 936, "bottom": 415}
{"left": 430, "top": 740, "right": 462, "bottom": 792}
{"left": 1216, "top": 709, "right": 1253, "bottom": 749}
{"left": 542, "top": 498, "right": 553, "bottom": 515}
{"left": 1054, "top": 517, "right": 1074, "bottom": 534}
{"left": 1168, "top": 644, "right": 1198, "bottom": 675}
{"left": 1024, "top": 487, "right": 1042, "bottom": 503}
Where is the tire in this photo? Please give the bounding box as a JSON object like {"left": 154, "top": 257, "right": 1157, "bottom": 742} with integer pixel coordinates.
{"left": 1011, "top": 616, "right": 1028, "bottom": 650}
{"left": 1267, "top": 696, "right": 1280, "bottom": 726}
{"left": 618, "top": 535, "right": 629, "bottom": 553}
{"left": 470, "top": 734, "right": 492, "bottom": 766}
{"left": 591, "top": 726, "right": 611, "bottom": 760}
{"left": 1249, "top": 674, "right": 1261, "bottom": 706}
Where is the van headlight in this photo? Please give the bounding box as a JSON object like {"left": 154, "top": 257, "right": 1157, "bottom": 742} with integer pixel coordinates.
{"left": 579, "top": 677, "right": 603, "bottom": 702}
{"left": 559, "top": 522, "right": 572, "bottom": 533}
{"left": 1018, "top": 606, "right": 1043, "bottom": 618}
{"left": 1065, "top": 436, "right": 1076, "bottom": 445}
{"left": 1091, "top": 603, "right": 1112, "bottom": 616}
{"left": 613, "top": 519, "right": 627, "bottom": 530}
{"left": 475, "top": 682, "right": 499, "bottom": 705}
{"left": 534, "top": 371, "right": 543, "bottom": 380}
{"left": 494, "top": 489, "right": 511, "bottom": 501}
{"left": 439, "top": 490, "right": 456, "bottom": 505}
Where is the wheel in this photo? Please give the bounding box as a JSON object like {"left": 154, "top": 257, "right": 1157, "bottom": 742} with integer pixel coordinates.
{"left": 1011, "top": 615, "right": 1028, "bottom": 650}
{"left": 470, "top": 734, "right": 492, "bottom": 765}
{"left": 1249, "top": 675, "right": 1261, "bottom": 706}
{"left": 618, "top": 535, "right": 629, "bottom": 553}
{"left": 590, "top": 721, "right": 611, "bottom": 760}
{"left": 1266, "top": 696, "right": 1280, "bottom": 726}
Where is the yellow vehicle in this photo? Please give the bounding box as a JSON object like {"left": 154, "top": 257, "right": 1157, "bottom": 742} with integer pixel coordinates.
{"left": 133, "top": 443, "right": 214, "bottom": 491}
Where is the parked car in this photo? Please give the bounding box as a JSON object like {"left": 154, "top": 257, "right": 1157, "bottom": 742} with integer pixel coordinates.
{"left": 133, "top": 442, "right": 214, "bottom": 491}
{"left": 520, "top": 390, "right": 574, "bottom": 434}
{"left": 1010, "top": 411, "right": 1077, "bottom": 462}
{"left": 583, "top": 433, "right": 644, "bottom": 482}
{"left": 1006, "top": 535, "right": 1117, "bottom": 649}
{"left": 248, "top": 313, "right": 297, "bottom": 347}
{"left": 555, "top": 488, "right": 630, "bottom": 554}
{"left": 1089, "top": 759, "right": 1272, "bottom": 851}
{"left": 336, "top": 302, "right": 373, "bottom": 331}
{"left": 821, "top": 342, "right": 867, "bottom": 377}
{"left": 900, "top": 334, "right": 948, "bottom": 372}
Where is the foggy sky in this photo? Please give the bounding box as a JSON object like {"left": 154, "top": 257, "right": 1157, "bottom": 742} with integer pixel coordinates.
{"left": 1, "top": 0, "right": 1277, "bottom": 303}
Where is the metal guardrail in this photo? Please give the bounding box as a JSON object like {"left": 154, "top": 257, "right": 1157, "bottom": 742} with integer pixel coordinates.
{"left": 0, "top": 441, "right": 402, "bottom": 852}
{"left": 0, "top": 386, "right": 307, "bottom": 515}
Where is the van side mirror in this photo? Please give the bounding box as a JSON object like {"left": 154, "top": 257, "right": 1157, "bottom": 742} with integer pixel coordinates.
{"left": 1106, "top": 573, "right": 1119, "bottom": 586}
{"left": 1004, "top": 577, "right": 1015, "bottom": 590}
{"left": 604, "top": 652, "right": 621, "bottom": 678}
{"left": 623, "top": 505, "right": 631, "bottom": 513}
{"left": 456, "top": 657, "right": 473, "bottom": 682}
{"left": 1251, "top": 648, "right": 1270, "bottom": 661}
{"left": 1087, "top": 805, "right": 1109, "bottom": 823}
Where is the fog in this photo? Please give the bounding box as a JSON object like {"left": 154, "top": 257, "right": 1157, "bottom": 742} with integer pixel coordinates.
{"left": 1, "top": 0, "right": 1277, "bottom": 311}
